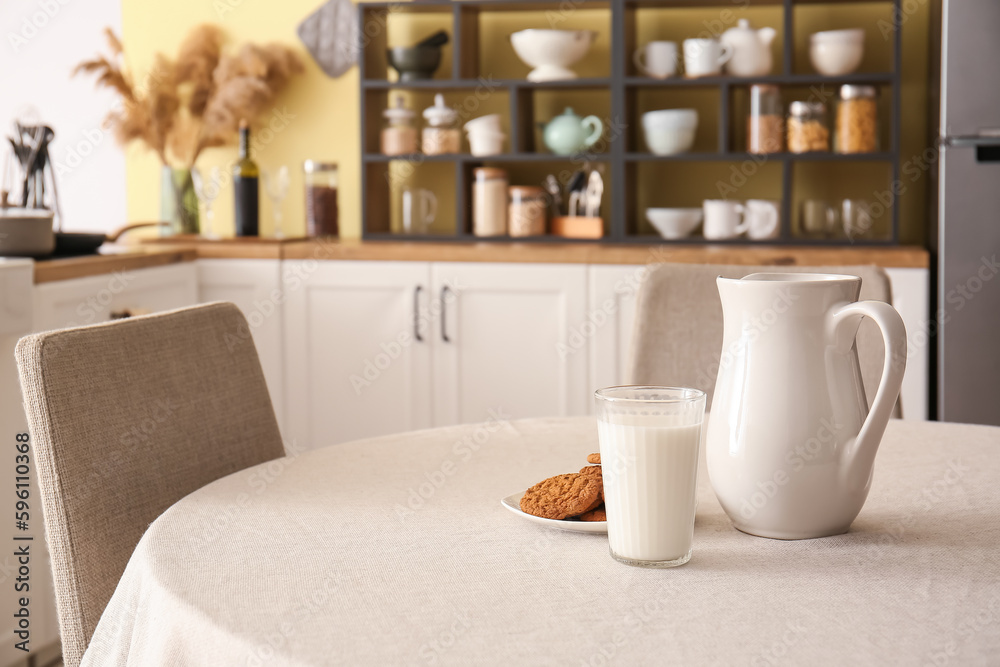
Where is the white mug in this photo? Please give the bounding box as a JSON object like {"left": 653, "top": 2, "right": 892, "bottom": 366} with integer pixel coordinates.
{"left": 683, "top": 38, "right": 733, "bottom": 78}
{"left": 745, "top": 199, "right": 780, "bottom": 239}
{"left": 703, "top": 200, "right": 747, "bottom": 239}
{"left": 633, "top": 41, "right": 679, "bottom": 79}
{"left": 402, "top": 188, "right": 437, "bottom": 234}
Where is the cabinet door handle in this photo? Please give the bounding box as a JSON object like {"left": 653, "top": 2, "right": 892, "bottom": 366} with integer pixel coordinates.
{"left": 413, "top": 285, "right": 424, "bottom": 342}
{"left": 441, "top": 285, "right": 451, "bottom": 343}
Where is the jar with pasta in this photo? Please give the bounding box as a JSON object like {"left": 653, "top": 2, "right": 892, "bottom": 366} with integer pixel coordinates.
{"left": 747, "top": 84, "right": 783, "bottom": 154}
{"left": 787, "top": 101, "right": 829, "bottom": 153}
{"left": 835, "top": 85, "right": 879, "bottom": 154}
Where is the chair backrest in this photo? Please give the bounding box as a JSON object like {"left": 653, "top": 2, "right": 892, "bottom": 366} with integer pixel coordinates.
{"left": 627, "top": 263, "right": 899, "bottom": 416}
{"left": 15, "top": 302, "right": 284, "bottom": 667}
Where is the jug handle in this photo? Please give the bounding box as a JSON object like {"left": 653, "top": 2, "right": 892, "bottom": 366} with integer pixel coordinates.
{"left": 828, "top": 300, "right": 907, "bottom": 488}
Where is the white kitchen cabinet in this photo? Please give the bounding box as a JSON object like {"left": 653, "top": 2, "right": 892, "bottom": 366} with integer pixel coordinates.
{"left": 431, "top": 263, "right": 589, "bottom": 426}
{"left": 33, "top": 263, "right": 198, "bottom": 332}
{"left": 197, "top": 259, "right": 286, "bottom": 432}
{"left": 282, "top": 261, "right": 432, "bottom": 449}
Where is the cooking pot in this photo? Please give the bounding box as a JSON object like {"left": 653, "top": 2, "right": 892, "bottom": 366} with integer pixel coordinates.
{"left": 0, "top": 208, "right": 55, "bottom": 257}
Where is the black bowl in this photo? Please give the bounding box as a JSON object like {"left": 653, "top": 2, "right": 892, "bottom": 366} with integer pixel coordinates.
{"left": 387, "top": 46, "right": 442, "bottom": 81}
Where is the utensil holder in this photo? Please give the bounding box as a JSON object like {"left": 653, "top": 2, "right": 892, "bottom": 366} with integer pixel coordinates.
{"left": 552, "top": 216, "right": 603, "bottom": 239}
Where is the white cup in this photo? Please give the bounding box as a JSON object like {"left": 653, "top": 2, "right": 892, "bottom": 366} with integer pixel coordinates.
{"left": 683, "top": 38, "right": 733, "bottom": 78}
{"left": 467, "top": 130, "right": 505, "bottom": 157}
{"left": 703, "top": 200, "right": 747, "bottom": 239}
{"left": 745, "top": 199, "right": 780, "bottom": 239}
{"left": 633, "top": 41, "right": 679, "bottom": 79}
{"left": 402, "top": 188, "right": 437, "bottom": 234}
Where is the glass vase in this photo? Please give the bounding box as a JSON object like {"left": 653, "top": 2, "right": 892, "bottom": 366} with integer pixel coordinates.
{"left": 160, "top": 166, "right": 200, "bottom": 236}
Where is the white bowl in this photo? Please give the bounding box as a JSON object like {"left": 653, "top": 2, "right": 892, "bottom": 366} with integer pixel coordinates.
{"left": 510, "top": 29, "right": 597, "bottom": 82}
{"left": 467, "top": 131, "right": 505, "bottom": 157}
{"left": 646, "top": 208, "right": 703, "bottom": 239}
{"left": 642, "top": 110, "right": 698, "bottom": 154}
{"left": 465, "top": 114, "right": 502, "bottom": 133}
{"left": 642, "top": 108, "right": 698, "bottom": 130}
{"left": 810, "top": 29, "right": 864, "bottom": 76}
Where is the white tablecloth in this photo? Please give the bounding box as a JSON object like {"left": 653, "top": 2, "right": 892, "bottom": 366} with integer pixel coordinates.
{"left": 83, "top": 417, "right": 1000, "bottom": 666}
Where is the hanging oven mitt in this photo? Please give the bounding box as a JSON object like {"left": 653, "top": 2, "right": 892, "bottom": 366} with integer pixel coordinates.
{"left": 297, "top": 0, "right": 359, "bottom": 78}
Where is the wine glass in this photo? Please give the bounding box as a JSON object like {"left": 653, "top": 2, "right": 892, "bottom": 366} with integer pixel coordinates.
{"left": 191, "top": 166, "right": 221, "bottom": 239}
{"left": 263, "top": 166, "right": 290, "bottom": 239}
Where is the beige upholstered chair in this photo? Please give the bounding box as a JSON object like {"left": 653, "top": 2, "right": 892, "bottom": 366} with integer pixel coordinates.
{"left": 628, "top": 264, "right": 901, "bottom": 416}
{"left": 15, "top": 302, "right": 285, "bottom": 667}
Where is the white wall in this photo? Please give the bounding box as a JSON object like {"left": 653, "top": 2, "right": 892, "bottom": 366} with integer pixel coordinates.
{"left": 1, "top": 0, "right": 125, "bottom": 234}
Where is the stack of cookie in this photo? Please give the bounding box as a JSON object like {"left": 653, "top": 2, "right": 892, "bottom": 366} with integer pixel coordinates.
{"left": 520, "top": 453, "right": 606, "bottom": 522}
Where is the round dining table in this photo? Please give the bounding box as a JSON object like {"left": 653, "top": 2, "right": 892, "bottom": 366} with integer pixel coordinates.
{"left": 82, "top": 416, "right": 1000, "bottom": 666}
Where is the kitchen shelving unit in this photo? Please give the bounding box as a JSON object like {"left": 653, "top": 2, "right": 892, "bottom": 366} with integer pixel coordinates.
{"left": 358, "top": 0, "right": 903, "bottom": 245}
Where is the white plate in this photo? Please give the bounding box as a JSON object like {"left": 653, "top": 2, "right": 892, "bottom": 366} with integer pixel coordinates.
{"left": 501, "top": 492, "right": 608, "bottom": 534}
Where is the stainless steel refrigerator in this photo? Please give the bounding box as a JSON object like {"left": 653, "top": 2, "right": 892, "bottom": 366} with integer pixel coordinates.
{"left": 936, "top": 0, "right": 1000, "bottom": 424}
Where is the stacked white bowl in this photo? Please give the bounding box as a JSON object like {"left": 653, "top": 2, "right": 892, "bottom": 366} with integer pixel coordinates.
{"left": 642, "top": 109, "right": 698, "bottom": 155}
{"left": 810, "top": 29, "right": 865, "bottom": 76}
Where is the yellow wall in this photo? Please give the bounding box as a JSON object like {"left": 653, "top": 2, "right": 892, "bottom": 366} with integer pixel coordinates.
{"left": 123, "top": 1, "right": 931, "bottom": 242}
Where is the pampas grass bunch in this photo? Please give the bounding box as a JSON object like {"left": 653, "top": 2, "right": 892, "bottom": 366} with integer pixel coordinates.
{"left": 75, "top": 25, "right": 302, "bottom": 168}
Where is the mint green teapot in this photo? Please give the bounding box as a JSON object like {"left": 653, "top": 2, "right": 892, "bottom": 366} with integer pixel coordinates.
{"left": 540, "top": 108, "right": 603, "bottom": 155}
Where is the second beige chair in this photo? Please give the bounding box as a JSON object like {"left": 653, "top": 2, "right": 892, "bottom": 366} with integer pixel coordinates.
{"left": 16, "top": 302, "right": 285, "bottom": 667}
{"left": 627, "top": 263, "right": 899, "bottom": 416}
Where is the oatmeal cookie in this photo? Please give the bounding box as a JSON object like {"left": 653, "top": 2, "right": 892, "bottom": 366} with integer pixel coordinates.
{"left": 520, "top": 473, "right": 602, "bottom": 520}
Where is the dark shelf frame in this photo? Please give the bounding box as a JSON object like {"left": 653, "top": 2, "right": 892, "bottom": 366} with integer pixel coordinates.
{"left": 359, "top": 0, "right": 903, "bottom": 245}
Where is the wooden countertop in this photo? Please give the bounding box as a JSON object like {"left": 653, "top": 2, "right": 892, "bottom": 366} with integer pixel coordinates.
{"left": 281, "top": 239, "right": 930, "bottom": 268}
{"left": 35, "top": 238, "right": 926, "bottom": 283}
{"left": 33, "top": 248, "right": 197, "bottom": 284}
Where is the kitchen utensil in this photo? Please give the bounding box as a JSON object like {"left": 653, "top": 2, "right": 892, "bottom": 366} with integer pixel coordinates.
{"left": 810, "top": 29, "right": 864, "bottom": 76}
{"left": 416, "top": 30, "right": 450, "bottom": 49}
{"left": 683, "top": 38, "right": 732, "bottom": 78}
{"left": 387, "top": 45, "right": 443, "bottom": 82}
{"left": 540, "top": 108, "right": 603, "bottom": 156}
{"left": 566, "top": 170, "right": 587, "bottom": 216}
{"left": 543, "top": 174, "right": 562, "bottom": 217}
{"left": 702, "top": 200, "right": 748, "bottom": 239}
{"left": 633, "top": 41, "right": 679, "bottom": 79}
{"left": 0, "top": 207, "right": 55, "bottom": 257}
{"left": 402, "top": 187, "right": 437, "bottom": 234}
{"left": 584, "top": 170, "right": 603, "bottom": 217}
{"left": 745, "top": 199, "right": 781, "bottom": 239}
{"left": 509, "top": 29, "right": 597, "bottom": 82}
{"left": 53, "top": 221, "right": 170, "bottom": 256}
{"left": 708, "top": 273, "right": 905, "bottom": 539}
{"left": 645, "top": 208, "right": 702, "bottom": 239}
{"left": 296, "top": 0, "right": 359, "bottom": 78}
{"left": 642, "top": 109, "right": 698, "bottom": 155}
{"left": 721, "top": 19, "right": 777, "bottom": 77}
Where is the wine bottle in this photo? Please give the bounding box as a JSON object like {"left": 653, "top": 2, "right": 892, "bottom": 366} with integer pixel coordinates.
{"left": 233, "top": 119, "right": 259, "bottom": 237}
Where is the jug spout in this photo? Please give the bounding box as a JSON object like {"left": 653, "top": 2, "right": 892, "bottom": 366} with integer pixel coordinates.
{"left": 758, "top": 27, "right": 777, "bottom": 47}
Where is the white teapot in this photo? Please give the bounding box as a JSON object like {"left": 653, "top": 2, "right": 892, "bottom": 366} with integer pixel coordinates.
{"left": 721, "top": 19, "right": 776, "bottom": 77}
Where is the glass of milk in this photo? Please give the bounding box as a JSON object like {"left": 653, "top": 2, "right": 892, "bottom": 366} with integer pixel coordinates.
{"left": 595, "top": 386, "right": 706, "bottom": 568}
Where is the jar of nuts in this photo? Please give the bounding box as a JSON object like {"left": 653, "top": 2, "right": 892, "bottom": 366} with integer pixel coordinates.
{"left": 747, "top": 84, "right": 783, "bottom": 154}
{"left": 835, "top": 85, "right": 879, "bottom": 153}
{"left": 787, "top": 101, "right": 829, "bottom": 153}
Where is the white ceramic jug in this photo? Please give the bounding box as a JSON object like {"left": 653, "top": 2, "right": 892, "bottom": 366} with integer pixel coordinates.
{"left": 707, "top": 273, "right": 906, "bottom": 540}
{"left": 721, "top": 19, "right": 777, "bottom": 77}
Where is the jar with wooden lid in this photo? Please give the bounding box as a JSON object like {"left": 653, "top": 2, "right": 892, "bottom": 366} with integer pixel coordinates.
{"left": 381, "top": 95, "right": 417, "bottom": 156}
{"left": 508, "top": 186, "right": 546, "bottom": 237}
{"left": 472, "top": 167, "right": 507, "bottom": 236}
{"left": 747, "top": 84, "right": 783, "bottom": 154}
{"left": 835, "top": 85, "right": 878, "bottom": 153}
{"left": 422, "top": 94, "right": 461, "bottom": 156}
{"left": 303, "top": 160, "right": 339, "bottom": 237}
{"left": 787, "top": 101, "right": 829, "bottom": 153}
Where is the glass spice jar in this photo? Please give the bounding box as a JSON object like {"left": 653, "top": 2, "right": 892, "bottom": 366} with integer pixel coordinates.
{"left": 422, "top": 94, "right": 461, "bottom": 156}
{"left": 787, "top": 101, "right": 829, "bottom": 153}
{"left": 472, "top": 167, "right": 508, "bottom": 237}
{"left": 381, "top": 95, "right": 417, "bottom": 156}
{"left": 835, "top": 85, "right": 879, "bottom": 154}
{"left": 508, "top": 186, "right": 546, "bottom": 237}
{"left": 747, "top": 84, "right": 783, "bottom": 154}
{"left": 303, "top": 160, "right": 338, "bottom": 237}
